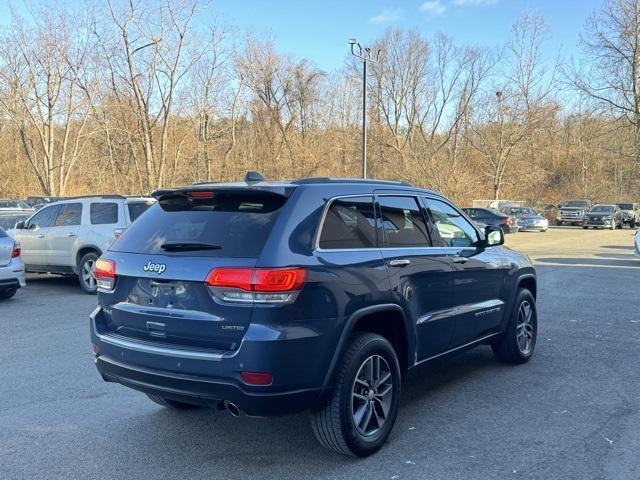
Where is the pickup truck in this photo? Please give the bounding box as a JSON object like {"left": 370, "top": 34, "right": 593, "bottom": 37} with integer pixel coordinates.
{"left": 556, "top": 199, "right": 592, "bottom": 226}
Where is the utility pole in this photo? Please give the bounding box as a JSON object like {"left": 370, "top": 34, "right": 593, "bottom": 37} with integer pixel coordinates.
{"left": 349, "top": 38, "right": 381, "bottom": 179}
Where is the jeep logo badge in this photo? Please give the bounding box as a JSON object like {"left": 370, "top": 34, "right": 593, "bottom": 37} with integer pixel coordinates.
{"left": 143, "top": 261, "right": 166, "bottom": 274}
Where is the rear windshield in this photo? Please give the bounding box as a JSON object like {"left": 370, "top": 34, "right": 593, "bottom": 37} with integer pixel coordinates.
{"left": 617, "top": 204, "right": 633, "bottom": 210}
{"left": 127, "top": 201, "right": 154, "bottom": 222}
{"left": 111, "top": 191, "right": 288, "bottom": 257}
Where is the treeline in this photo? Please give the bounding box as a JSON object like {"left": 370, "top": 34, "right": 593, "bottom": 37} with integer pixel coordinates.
{"left": 0, "top": 0, "right": 639, "bottom": 206}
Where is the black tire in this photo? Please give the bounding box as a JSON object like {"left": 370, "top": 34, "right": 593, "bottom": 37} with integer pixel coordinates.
{"left": 582, "top": 226, "right": 588, "bottom": 229}
{"left": 78, "top": 252, "right": 99, "bottom": 294}
{"left": 146, "top": 393, "right": 202, "bottom": 410}
{"left": 492, "top": 289, "right": 537, "bottom": 364}
{"left": 631, "top": 220, "right": 636, "bottom": 229}
{"left": 0, "top": 288, "right": 17, "bottom": 300}
{"left": 311, "top": 332, "right": 401, "bottom": 457}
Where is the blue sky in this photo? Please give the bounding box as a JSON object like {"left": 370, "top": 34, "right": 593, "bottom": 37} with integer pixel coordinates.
{"left": 0, "top": 0, "right": 603, "bottom": 71}
{"left": 211, "top": 0, "right": 603, "bottom": 70}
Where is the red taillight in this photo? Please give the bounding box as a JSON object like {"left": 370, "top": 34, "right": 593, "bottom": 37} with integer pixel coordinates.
{"left": 95, "top": 258, "right": 116, "bottom": 291}
{"left": 207, "top": 268, "right": 253, "bottom": 291}
{"left": 253, "top": 269, "right": 306, "bottom": 292}
{"left": 206, "top": 267, "right": 306, "bottom": 292}
{"left": 206, "top": 267, "right": 306, "bottom": 304}
{"left": 504, "top": 217, "right": 512, "bottom": 225}
{"left": 95, "top": 259, "right": 116, "bottom": 278}
{"left": 11, "top": 242, "right": 20, "bottom": 258}
{"left": 241, "top": 371, "right": 273, "bottom": 386}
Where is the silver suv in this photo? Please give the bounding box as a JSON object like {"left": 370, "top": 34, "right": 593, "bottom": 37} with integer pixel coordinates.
{"left": 9, "top": 195, "right": 154, "bottom": 293}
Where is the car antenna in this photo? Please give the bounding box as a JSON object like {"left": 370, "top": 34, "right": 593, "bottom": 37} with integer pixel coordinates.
{"left": 244, "top": 171, "right": 265, "bottom": 183}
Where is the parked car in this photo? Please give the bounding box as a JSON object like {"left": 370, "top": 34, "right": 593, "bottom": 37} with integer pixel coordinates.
{"left": 0, "top": 199, "right": 32, "bottom": 211}
{"left": 90, "top": 174, "right": 538, "bottom": 457}
{"left": 9, "top": 195, "right": 155, "bottom": 293}
{"left": 556, "top": 199, "right": 592, "bottom": 226}
{"left": 26, "top": 196, "right": 65, "bottom": 209}
{"left": 499, "top": 206, "right": 549, "bottom": 232}
{"left": 616, "top": 203, "right": 639, "bottom": 228}
{"left": 582, "top": 204, "right": 623, "bottom": 229}
{"left": 0, "top": 227, "right": 26, "bottom": 300}
{"left": 462, "top": 207, "right": 519, "bottom": 234}
{"left": 0, "top": 212, "right": 31, "bottom": 231}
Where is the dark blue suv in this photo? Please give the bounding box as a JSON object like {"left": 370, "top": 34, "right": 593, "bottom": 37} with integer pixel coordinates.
{"left": 90, "top": 175, "right": 538, "bottom": 456}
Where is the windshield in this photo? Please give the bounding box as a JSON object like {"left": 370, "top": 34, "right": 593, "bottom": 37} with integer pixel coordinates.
{"left": 562, "top": 200, "right": 589, "bottom": 208}
{"left": 0, "top": 215, "right": 29, "bottom": 230}
{"left": 590, "top": 205, "right": 615, "bottom": 213}
{"left": 617, "top": 204, "right": 633, "bottom": 210}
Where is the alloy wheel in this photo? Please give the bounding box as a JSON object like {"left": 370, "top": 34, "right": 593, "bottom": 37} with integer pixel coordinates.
{"left": 516, "top": 300, "right": 535, "bottom": 355}
{"left": 82, "top": 259, "right": 97, "bottom": 291}
{"left": 351, "top": 355, "right": 393, "bottom": 437}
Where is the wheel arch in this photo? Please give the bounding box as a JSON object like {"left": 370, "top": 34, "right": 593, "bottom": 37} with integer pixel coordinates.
{"left": 322, "top": 304, "right": 412, "bottom": 387}
{"left": 75, "top": 245, "right": 102, "bottom": 272}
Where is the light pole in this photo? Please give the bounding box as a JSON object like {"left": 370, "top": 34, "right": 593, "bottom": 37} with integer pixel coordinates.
{"left": 349, "top": 38, "right": 380, "bottom": 179}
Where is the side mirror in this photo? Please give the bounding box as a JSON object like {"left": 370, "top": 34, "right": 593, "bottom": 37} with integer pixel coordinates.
{"left": 485, "top": 226, "right": 504, "bottom": 247}
{"left": 15, "top": 221, "right": 26, "bottom": 229}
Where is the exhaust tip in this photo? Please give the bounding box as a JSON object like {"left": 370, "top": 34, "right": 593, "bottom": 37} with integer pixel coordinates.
{"left": 225, "top": 401, "right": 241, "bottom": 417}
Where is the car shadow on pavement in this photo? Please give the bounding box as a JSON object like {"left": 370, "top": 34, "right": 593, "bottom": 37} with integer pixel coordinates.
{"left": 535, "top": 257, "right": 640, "bottom": 268}
{"left": 601, "top": 245, "right": 635, "bottom": 251}
{"left": 25, "top": 274, "right": 83, "bottom": 292}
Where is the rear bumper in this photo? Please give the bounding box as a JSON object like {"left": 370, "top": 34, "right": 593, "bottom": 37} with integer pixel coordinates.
{"left": 90, "top": 307, "right": 337, "bottom": 416}
{"left": 95, "top": 355, "right": 325, "bottom": 416}
{"left": 0, "top": 259, "right": 26, "bottom": 289}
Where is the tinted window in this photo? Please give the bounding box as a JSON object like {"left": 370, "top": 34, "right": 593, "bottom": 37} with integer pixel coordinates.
{"left": 426, "top": 198, "right": 479, "bottom": 248}
{"left": 54, "top": 203, "right": 82, "bottom": 227}
{"left": 27, "top": 205, "right": 60, "bottom": 229}
{"left": 112, "top": 192, "right": 288, "bottom": 258}
{"left": 319, "top": 196, "right": 376, "bottom": 249}
{"left": 378, "top": 196, "right": 430, "bottom": 248}
{"left": 127, "top": 202, "right": 154, "bottom": 222}
{"left": 90, "top": 203, "right": 118, "bottom": 225}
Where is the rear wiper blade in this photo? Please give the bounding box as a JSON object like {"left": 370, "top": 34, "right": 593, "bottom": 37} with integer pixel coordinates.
{"left": 160, "top": 242, "right": 222, "bottom": 251}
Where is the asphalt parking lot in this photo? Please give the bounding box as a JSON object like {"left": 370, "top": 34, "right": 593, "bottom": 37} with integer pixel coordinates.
{"left": 1, "top": 227, "right": 639, "bottom": 480}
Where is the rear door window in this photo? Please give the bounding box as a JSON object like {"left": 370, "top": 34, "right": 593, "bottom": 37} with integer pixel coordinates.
{"left": 377, "top": 196, "right": 430, "bottom": 248}
{"left": 54, "top": 203, "right": 82, "bottom": 227}
{"left": 318, "top": 196, "right": 376, "bottom": 249}
{"left": 111, "top": 191, "right": 288, "bottom": 257}
{"left": 90, "top": 203, "right": 118, "bottom": 225}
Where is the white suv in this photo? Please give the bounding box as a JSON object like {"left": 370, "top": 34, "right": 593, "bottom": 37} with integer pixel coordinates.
{"left": 9, "top": 196, "right": 154, "bottom": 293}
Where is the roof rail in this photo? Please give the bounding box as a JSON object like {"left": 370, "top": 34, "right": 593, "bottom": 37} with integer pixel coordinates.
{"left": 291, "top": 177, "right": 412, "bottom": 186}
{"left": 63, "top": 194, "right": 127, "bottom": 200}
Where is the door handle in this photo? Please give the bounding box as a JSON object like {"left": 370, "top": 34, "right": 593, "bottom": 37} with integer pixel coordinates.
{"left": 67, "top": 233, "right": 77, "bottom": 237}
{"left": 452, "top": 256, "right": 469, "bottom": 264}
{"left": 37, "top": 234, "right": 45, "bottom": 238}
{"left": 388, "top": 259, "right": 411, "bottom": 267}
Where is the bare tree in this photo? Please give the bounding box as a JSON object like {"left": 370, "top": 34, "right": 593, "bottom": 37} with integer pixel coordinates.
{"left": 102, "top": 0, "right": 202, "bottom": 190}
{"left": 469, "top": 14, "right": 557, "bottom": 199}
{"left": 0, "top": 7, "right": 96, "bottom": 195}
